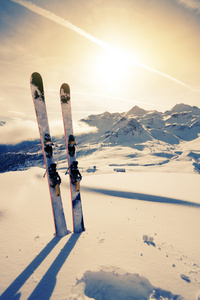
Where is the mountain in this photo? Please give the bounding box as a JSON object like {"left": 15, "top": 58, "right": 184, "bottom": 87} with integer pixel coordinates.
{"left": 0, "top": 140, "right": 44, "bottom": 173}
{"left": 170, "top": 103, "right": 200, "bottom": 114}
{"left": 125, "top": 105, "right": 147, "bottom": 117}
{"left": 103, "top": 117, "right": 152, "bottom": 144}
{"left": 80, "top": 103, "right": 200, "bottom": 145}
{"left": 1, "top": 103, "right": 200, "bottom": 173}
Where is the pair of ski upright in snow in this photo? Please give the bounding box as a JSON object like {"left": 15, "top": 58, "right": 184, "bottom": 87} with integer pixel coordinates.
{"left": 30, "top": 72, "right": 84, "bottom": 237}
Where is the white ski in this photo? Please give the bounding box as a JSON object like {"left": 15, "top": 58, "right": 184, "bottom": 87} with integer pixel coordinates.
{"left": 60, "top": 83, "right": 85, "bottom": 233}
{"left": 30, "top": 72, "right": 68, "bottom": 237}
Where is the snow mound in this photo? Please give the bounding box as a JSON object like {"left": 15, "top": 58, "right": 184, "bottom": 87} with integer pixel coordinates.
{"left": 70, "top": 267, "right": 183, "bottom": 300}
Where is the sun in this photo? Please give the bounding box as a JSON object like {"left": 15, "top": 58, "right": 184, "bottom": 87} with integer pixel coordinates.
{"left": 96, "top": 50, "right": 130, "bottom": 85}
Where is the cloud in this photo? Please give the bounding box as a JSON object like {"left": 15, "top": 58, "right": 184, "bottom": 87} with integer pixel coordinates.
{"left": 177, "top": 0, "right": 200, "bottom": 13}
{"left": 74, "top": 121, "right": 98, "bottom": 136}
{"left": 0, "top": 119, "right": 97, "bottom": 144}
{"left": 50, "top": 119, "right": 98, "bottom": 137}
{"left": 0, "top": 119, "right": 38, "bottom": 144}
{"left": 11, "top": 0, "right": 195, "bottom": 91}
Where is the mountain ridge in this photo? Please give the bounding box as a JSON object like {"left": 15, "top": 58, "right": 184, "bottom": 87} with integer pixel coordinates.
{"left": 1, "top": 103, "right": 200, "bottom": 173}
{"left": 80, "top": 103, "right": 200, "bottom": 146}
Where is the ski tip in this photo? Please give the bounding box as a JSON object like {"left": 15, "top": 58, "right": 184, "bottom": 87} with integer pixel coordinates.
{"left": 60, "top": 83, "right": 70, "bottom": 104}
{"left": 30, "top": 72, "right": 42, "bottom": 83}
{"left": 60, "top": 83, "right": 70, "bottom": 92}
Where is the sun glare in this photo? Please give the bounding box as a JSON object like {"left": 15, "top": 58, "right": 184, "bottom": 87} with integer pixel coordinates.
{"left": 96, "top": 50, "right": 130, "bottom": 84}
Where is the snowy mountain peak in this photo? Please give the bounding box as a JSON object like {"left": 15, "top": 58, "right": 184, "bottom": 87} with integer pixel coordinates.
{"left": 126, "top": 118, "right": 143, "bottom": 131}
{"left": 171, "top": 103, "right": 200, "bottom": 115}
{"left": 99, "top": 111, "right": 112, "bottom": 118}
{"left": 114, "top": 117, "right": 144, "bottom": 132}
{"left": 80, "top": 102, "right": 200, "bottom": 146}
{"left": 126, "top": 105, "right": 147, "bottom": 117}
{"left": 1, "top": 103, "right": 200, "bottom": 174}
{"left": 105, "top": 116, "right": 152, "bottom": 144}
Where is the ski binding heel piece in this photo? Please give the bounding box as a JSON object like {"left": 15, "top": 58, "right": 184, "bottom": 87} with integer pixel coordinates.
{"left": 48, "top": 163, "right": 61, "bottom": 196}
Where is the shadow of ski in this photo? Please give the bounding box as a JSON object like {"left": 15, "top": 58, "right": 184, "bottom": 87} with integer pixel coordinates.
{"left": 0, "top": 237, "right": 60, "bottom": 300}
{"left": 27, "top": 233, "right": 81, "bottom": 300}
{"left": 82, "top": 186, "right": 200, "bottom": 208}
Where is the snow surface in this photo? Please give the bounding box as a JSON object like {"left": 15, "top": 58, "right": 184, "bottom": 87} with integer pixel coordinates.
{"left": 0, "top": 162, "right": 200, "bottom": 299}
{"left": 1, "top": 103, "right": 200, "bottom": 299}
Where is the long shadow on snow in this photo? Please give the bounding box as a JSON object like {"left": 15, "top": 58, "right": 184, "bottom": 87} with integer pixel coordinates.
{"left": 0, "top": 237, "right": 60, "bottom": 300}
{"left": 28, "top": 233, "right": 81, "bottom": 300}
{"left": 0, "top": 234, "right": 81, "bottom": 300}
{"left": 82, "top": 187, "right": 200, "bottom": 208}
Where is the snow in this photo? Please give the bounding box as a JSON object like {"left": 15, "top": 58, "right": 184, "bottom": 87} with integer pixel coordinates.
{"left": 171, "top": 104, "right": 200, "bottom": 115}
{"left": 79, "top": 103, "right": 200, "bottom": 146}
{"left": 1, "top": 103, "right": 200, "bottom": 299}
{"left": 0, "top": 162, "right": 200, "bottom": 299}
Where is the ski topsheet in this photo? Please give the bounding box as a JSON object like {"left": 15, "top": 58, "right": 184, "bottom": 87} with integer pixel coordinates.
{"left": 60, "top": 83, "right": 85, "bottom": 233}
{"left": 30, "top": 72, "right": 68, "bottom": 237}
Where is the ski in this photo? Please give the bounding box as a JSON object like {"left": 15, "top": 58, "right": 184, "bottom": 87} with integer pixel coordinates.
{"left": 60, "top": 83, "right": 85, "bottom": 233}
{"left": 30, "top": 72, "right": 68, "bottom": 237}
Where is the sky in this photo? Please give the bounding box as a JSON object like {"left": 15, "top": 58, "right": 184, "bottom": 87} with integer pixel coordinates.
{"left": 0, "top": 0, "right": 200, "bottom": 142}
